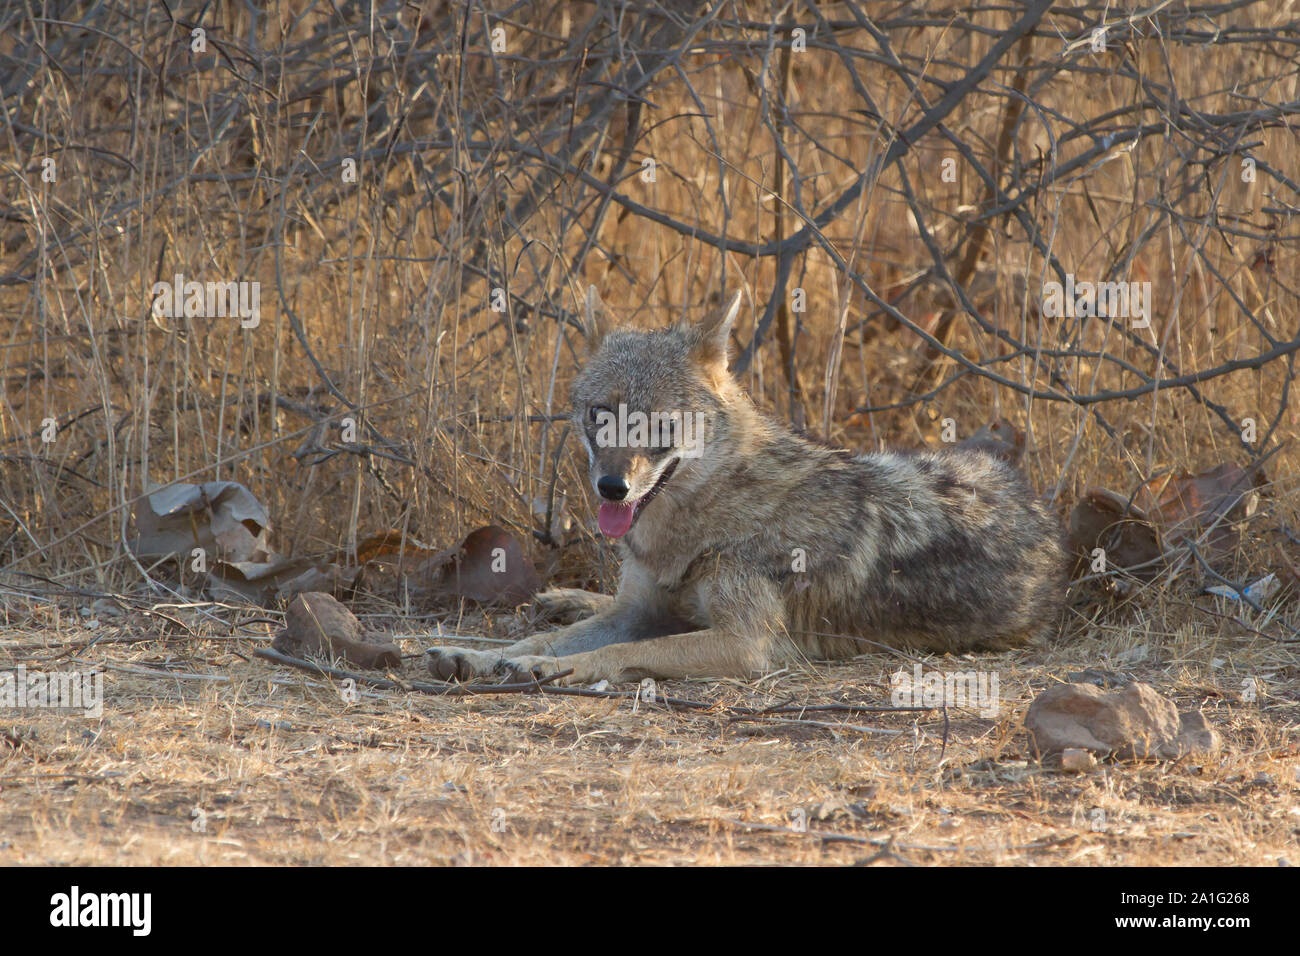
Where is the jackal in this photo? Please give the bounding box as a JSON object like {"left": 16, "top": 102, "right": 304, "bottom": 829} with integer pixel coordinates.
{"left": 428, "top": 290, "right": 1068, "bottom": 685}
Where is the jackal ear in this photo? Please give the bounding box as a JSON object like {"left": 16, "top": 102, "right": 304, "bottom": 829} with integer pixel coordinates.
{"left": 688, "top": 291, "right": 743, "bottom": 368}
{"left": 582, "top": 285, "right": 612, "bottom": 353}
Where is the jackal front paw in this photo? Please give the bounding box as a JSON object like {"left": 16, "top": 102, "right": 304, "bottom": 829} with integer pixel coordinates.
{"left": 426, "top": 646, "right": 504, "bottom": 682}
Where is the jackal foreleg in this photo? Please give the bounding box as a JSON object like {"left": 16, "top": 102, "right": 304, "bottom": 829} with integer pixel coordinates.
{"left": 502, "top": 576, "right": 788, "bottom": 685}
{"left": 426, "top": 571, "right": 683, "bottom": 682}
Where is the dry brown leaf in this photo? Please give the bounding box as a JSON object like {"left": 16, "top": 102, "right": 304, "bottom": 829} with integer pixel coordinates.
{"left": 416, "top": 525, "right": 541, "bottom": 606}
{"left": 351, "top": 530, "right": 440, "bottom": 565}
{"left": 1067, "top": 489, "right": 1163, "bottom": 578}
{"left": 1138, "top": 462, "right": 1263, "bottom": 536}
{"left": 1137, "top": 462, "right": 1266, "bottom": 567}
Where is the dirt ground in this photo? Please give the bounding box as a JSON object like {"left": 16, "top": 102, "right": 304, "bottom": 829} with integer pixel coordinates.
{"left": 2, "top": 593, "right": 1296, "bottom": 866}
{"left": 2, "top": 1, "right": 1298, "bottom": 871}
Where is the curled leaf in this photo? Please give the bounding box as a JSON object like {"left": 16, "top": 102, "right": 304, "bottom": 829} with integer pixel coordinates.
{"left": 128, "top": 481, "right": 271, "bottom": 564}
{"left": 416, "top": 525, "right": 541, "bottom": 606}
{"left": 1067, "top": 489, "right": 1163, "bottom": 579}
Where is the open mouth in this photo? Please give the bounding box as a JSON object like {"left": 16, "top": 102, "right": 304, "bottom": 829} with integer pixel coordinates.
{"left": 596, "top": 459, "right": 679, "bottom": 538}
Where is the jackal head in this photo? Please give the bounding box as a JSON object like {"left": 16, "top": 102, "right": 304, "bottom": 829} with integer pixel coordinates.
{"left": 570, "top": 289, "right": 744, "bottom": 539}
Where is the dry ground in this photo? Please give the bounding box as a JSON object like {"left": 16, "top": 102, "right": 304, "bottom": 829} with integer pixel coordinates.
{"left": 2, "top": 0, "right": 1299, "bottom": 868}
{"left": 2, "top": 592, "right": 1296, "bottom": 866}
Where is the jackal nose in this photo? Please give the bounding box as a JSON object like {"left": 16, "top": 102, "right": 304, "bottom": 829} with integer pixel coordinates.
{"left": 597, "top": 475, "right": 629, "bottom": 501}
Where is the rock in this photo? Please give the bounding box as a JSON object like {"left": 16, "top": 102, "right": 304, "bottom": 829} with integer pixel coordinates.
{"left": 1060, "top": 748, "right": 1097, "bottom": 772}
{"left": 1025, "top": 681, "right": 1221, "bottom": 762}
{"left": 272, "top": 592, "right": 402, "bottom": 670}
{"left": 253, "top": 719, "right": 294, "bottom": 731}
{"left": 91, "top": 597, "right": 125, "bottom": 620}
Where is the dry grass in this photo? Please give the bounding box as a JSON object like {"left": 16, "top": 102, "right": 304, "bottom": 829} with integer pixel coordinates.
{"left": 1, "top": 2, "right": 1299, "bottom": 864}
{"left": 1, "top": 591, "right": 1297, "bottom": 866}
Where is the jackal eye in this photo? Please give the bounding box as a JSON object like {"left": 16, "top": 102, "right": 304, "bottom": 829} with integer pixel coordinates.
{"left": 588, "top": 404, "right": 612, "bottom": 424}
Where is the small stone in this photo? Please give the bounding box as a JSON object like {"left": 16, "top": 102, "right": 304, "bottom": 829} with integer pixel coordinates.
{"left": 1026, "top": 681, "right": 1221, "bottom": 762}
{"left": 1060, "top": 748, "right": 1098, "bottom": 772}
{"left": 92, "top": 598, "right": 124, "bottom": 619}
{"left": 253, "top": 719, "right": 294, "bottom": 731}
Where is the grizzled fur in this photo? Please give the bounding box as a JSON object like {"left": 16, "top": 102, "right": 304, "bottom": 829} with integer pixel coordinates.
{"left": 428, "top": 292, "right": 1069, "bottom": 685}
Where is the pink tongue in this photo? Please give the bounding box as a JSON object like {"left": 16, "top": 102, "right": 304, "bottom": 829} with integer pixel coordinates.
{"left": 598, "top": 501, "right": 637, "bottom": 538}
